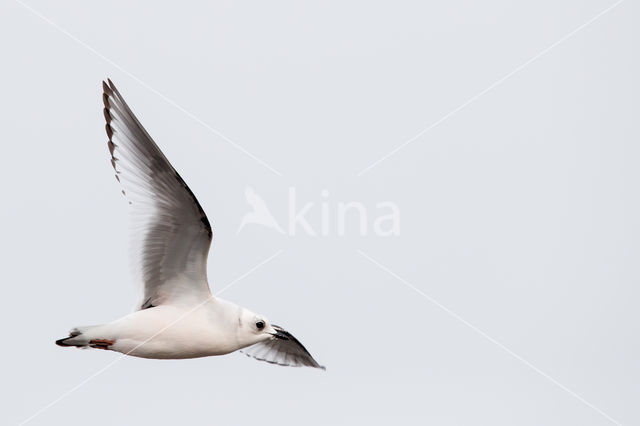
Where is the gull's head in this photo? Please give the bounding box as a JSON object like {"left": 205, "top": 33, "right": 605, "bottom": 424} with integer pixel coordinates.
{"left": 236, "top": 308, "right": 280, "bottom": 347}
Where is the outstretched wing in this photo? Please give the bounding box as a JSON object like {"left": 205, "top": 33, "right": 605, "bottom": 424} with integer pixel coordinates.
{"left": 241, "top": 325, "right": 325, "bottom": 369}
{"left": 102, "top": 79, "right": 213, "bottom": 309}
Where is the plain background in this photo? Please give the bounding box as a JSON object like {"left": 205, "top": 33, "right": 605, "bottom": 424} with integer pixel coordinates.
{"left": 1, "top": 0, "right": 638, "bottom": 425}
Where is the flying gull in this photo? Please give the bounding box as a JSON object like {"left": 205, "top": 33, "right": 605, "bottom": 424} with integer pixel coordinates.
{"left": 56, "top": 79, "right": 324, "bottom": 369}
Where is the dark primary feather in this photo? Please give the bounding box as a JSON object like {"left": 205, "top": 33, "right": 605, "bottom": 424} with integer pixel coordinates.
{"left": 241, "top": 325, "right": 325, "bottom": 369}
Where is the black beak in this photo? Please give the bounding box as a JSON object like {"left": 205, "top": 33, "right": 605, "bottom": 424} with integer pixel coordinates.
{"left": 270, "top": 325, "right": 291, "bottom": 340}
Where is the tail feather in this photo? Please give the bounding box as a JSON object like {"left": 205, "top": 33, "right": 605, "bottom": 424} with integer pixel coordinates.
{"left": 55, "top": 326, "right": 96, "bottom": 347}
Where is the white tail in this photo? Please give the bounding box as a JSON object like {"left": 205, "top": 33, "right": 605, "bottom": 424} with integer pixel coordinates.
{"left": 55, "top": 325, "right": 98, "bottom": 347}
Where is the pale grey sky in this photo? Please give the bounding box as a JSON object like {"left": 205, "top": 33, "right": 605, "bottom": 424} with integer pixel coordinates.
{"left": 1, "top": 1, "right": 639, "bottom": 425}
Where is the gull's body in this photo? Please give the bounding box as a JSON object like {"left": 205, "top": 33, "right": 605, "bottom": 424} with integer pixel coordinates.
{"left": 74, "top": 300, "right": 242, "bottom": 360}
{"left": 56, "top": 80, "right": 323, "bottom": 369}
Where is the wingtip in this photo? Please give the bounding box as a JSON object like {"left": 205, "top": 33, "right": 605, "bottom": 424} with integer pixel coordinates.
{"left": 56, "top": 337, "right": 71, "bottom": 347}
{"left": 102, "top": 79, "right": 117, "bottom": 97}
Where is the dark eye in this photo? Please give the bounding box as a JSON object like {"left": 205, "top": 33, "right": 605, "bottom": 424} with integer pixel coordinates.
{"left": 255, "top": 321, "right": 265, "bottom": 330}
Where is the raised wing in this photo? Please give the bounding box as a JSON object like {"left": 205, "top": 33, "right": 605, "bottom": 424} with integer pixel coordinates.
{"left": 102, "top": 79, "right": 212, "bottom": 309}
{"left": 241, "top": 325, "right": 325, "bottom": 369}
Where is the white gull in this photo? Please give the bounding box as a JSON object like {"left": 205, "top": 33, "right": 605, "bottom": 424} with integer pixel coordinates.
{"left": 56, "top": 79, "right": 324, "bottom": 369}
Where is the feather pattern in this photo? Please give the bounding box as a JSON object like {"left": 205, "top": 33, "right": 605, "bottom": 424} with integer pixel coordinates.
{"left": 241, "top": 325, "right": 325, "bottom": 369}
{"left": 102, "top": 79, "right": 212, "bottom": 309}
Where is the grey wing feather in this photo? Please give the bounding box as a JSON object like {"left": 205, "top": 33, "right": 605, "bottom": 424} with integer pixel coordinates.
{"left": 102, "top": 79, "right": 213, "bottom": 308}
{"left": 240, "top": 325, "right": 325, "bottom": 369}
